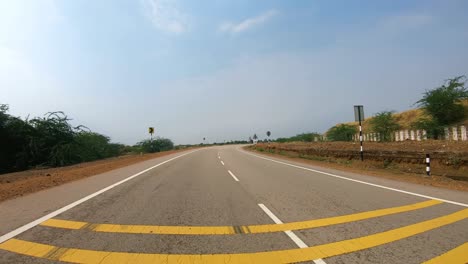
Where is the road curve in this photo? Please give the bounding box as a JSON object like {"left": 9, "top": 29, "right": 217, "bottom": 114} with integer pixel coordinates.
{"left": 0, "top": 145, "right": 467, "bottom": 263}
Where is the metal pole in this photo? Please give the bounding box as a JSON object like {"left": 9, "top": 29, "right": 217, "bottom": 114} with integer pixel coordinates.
{"left": 426, "top": 154, "right": 430, "bottom": 176}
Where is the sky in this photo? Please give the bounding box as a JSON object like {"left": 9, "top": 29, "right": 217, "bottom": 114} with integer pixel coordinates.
{"left": 1, "top": 0, "right": 468, "bottom": 145}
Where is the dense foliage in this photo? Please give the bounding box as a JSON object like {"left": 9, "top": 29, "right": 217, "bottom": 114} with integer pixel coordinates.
{"left": 276, "top": 132, "right": 321, "bottom": 142}
{"left": 369, "top": 111, "right": 400, "bottom": 141}
{"left": 416, "top": 76, "right": 468, "bottom": 125}
{"left": 0, "top": 105, "right": 174, "bottom": 174}
{"left": 414, "top": 76, "right": 468, "bottom": 138}
{"left": 326, "top": 124, "right": 357, "bottom": 141}
{"left": 135, "top": 138, "right": 174, "bottom": 153}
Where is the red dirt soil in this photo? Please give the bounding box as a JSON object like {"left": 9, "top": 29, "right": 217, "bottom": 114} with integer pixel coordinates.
{"left": 0, "top": 149, "right": 192, "bottom": 202}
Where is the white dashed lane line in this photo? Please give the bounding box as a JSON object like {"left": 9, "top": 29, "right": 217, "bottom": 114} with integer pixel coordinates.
{"left": 228, "top": 170, "right": 239, "bottom": 182}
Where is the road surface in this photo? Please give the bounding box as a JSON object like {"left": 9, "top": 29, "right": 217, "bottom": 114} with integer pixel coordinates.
{"left": 0, "top": 145, "right": 467, "bottom": 263}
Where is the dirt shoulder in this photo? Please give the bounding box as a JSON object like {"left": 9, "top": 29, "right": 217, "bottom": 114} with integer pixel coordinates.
{"left": 0, "top": 149, "right": 195, "bottom": 202}
{"left": 245, "top": 144, "right": 468, "bottom": 192}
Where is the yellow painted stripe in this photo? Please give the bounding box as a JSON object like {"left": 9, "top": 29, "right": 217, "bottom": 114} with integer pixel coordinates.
{"left": 42, "top": 219, "right": 88, "bottom": 230}
{"left": 39, "top": 199, "right": 442, "bottom": 235}
{"left": 3, "top": 208, "right": 467, "bottom": 264}
{"left": 423, "top": 243, "right": 468, "bottom": 264}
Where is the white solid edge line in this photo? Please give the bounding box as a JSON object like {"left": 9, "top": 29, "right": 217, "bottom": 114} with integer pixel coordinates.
{"left": 242, "top": 150, "right": 468, "bottom": 208}
{"left": 258, "top": 204, "right": 326, "bottom": 264}
{"left": 0, "top": 149, "right": 201, "bottom": 244}
{"left": 220, "top": 160, "right": 225, "bottom": 166}
{"left": 228, "top": 170, "right": 239, "bottom": 182}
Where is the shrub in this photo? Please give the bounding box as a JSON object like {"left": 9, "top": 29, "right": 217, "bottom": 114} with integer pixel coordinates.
{"left": 0, "top": 104, "right": 129, "bottom": 173}
{"left": 327, "top": 124, "right": 357, "bottom": 141}
{"left": 276, "top": 132, "right": 321, "bottom": 142}
{"left": 135, "top": 138, "right": 174, "bottom": 153}
{"left": 369, "top": 111, "right": 400, "bottom": 141}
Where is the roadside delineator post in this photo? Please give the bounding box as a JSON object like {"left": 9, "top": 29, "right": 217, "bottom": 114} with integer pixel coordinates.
{"left": 149, "top": 127, "right": 155, "bottom": 152}
{"left": 354, "top": 105, "right": 365, "bottom": 161}
{"left": 425, "top": 154, "right": 431, "bottom": 177}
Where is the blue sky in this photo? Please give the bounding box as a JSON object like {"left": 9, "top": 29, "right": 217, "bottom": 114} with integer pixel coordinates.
{"left": 1, "top": 0, "right": 468, "bottom": 144}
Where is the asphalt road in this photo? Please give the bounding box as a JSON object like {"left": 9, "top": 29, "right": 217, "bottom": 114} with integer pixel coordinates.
{"left": 0, "top": 145, "right": 467, "bottom": 263}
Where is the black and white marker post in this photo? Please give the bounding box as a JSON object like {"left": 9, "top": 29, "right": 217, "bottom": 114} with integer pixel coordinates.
{"left": 425, "top": 154, "right": 431, "bottom": 176}
{"left": 149, "top": 127, "right": 155, "bottom": 152}
{"left": 354, "top": 105, "right": 365, "bottom": 161}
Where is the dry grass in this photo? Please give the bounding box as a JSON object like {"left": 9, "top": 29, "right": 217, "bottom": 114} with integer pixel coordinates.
{"left": 344, "top": 100, "right": 468, "bottom": 131}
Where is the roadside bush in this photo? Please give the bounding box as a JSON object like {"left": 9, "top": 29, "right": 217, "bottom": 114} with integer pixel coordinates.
{"left": 75, "top": 132, "right": 126, "bottom": 162}
{"left": 0, "top": 104, "right": 127, "bottom": 173}
{"left": 327, "top": 124, "right": 357, "bottom": 141}
{"left": 411, "top": 117, "right": 443, "bottom": 139}
{"left": 369, "top": 111, "right": 400, "bottom": 141}
{"left": 276, "top": 132, "right": 321, "bottom": 143}
{"left": 135, "top": 138, "right": 174, "bottom": 153}
{"left": 0, "top": 105, "right": 36, "bottom": 171}
{"left": 28, "top": 112, "right": 79, "bottom": 166}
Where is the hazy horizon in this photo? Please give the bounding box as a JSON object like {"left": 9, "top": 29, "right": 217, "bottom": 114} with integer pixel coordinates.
{"left": 2, "top": 0, "right": 468, "bottom": 145}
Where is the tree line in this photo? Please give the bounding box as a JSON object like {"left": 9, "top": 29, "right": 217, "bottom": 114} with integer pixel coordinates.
{"left": 0, "top": 105, "right": 173, "bottom": 174}
{"left": 264, "top": 76, "right": 468, "bottom": 143}
{"left": 327, "top": 76, "right": 468, "bottom": 141}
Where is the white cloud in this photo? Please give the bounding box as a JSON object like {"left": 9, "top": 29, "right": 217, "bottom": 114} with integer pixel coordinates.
{"left": 219, "top": 9, "right": 278, "bottom": 34}
{"left": 141, "top": 0, "right": 188, "bottom": 34}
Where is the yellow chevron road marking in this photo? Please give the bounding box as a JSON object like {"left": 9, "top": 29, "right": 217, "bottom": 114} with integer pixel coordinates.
{"left": 40, "top": 199, "right": 442, "bottom": 235}
{"left": 423, "top": 242, "right": 468, "bottom": 264}
{"left": 2, "top": 208, "right": 467, "bottom": 264}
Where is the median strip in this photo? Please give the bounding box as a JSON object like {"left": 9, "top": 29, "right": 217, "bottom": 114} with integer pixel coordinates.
{"left": 3, "top": 208, "right": 467, "bottom": 264}
{"left": 39, "top": 200, "right": 442, "bottom": 235}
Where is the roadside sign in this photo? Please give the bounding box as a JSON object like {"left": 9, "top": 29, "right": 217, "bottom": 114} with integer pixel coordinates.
{"left": 354, "top": 105, "right": 364, "bottom": 122}
{"left": 149, "top": 127, "right": 154, "bottom": 135}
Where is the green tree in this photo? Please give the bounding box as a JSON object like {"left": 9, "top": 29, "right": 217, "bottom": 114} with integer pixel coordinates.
{"left": 327, "top": 124, "right": 357, "bottom": 141}
{"left": 369, "top": 111, "right": 400, "bottom": 141}
{"left": 417, "top": 76, "right": 468, "bottom": 124}
{"left": 414, "top": 76, "right": 468, "bottom": 138}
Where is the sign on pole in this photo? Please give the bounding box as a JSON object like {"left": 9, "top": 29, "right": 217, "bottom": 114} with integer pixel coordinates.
{"left": 354, "top": 105, "right": 364, "bottom": 122}
{"left": 149, "top": 127, "right": 154, "bottom": 135}
{"left": 353, "top": 105, "right": 365, "bottom": 161}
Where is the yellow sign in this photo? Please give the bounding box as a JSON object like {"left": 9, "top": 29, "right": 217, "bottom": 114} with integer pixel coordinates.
{"left": 148, "top": 127, "right": 154, "bottom": 134}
